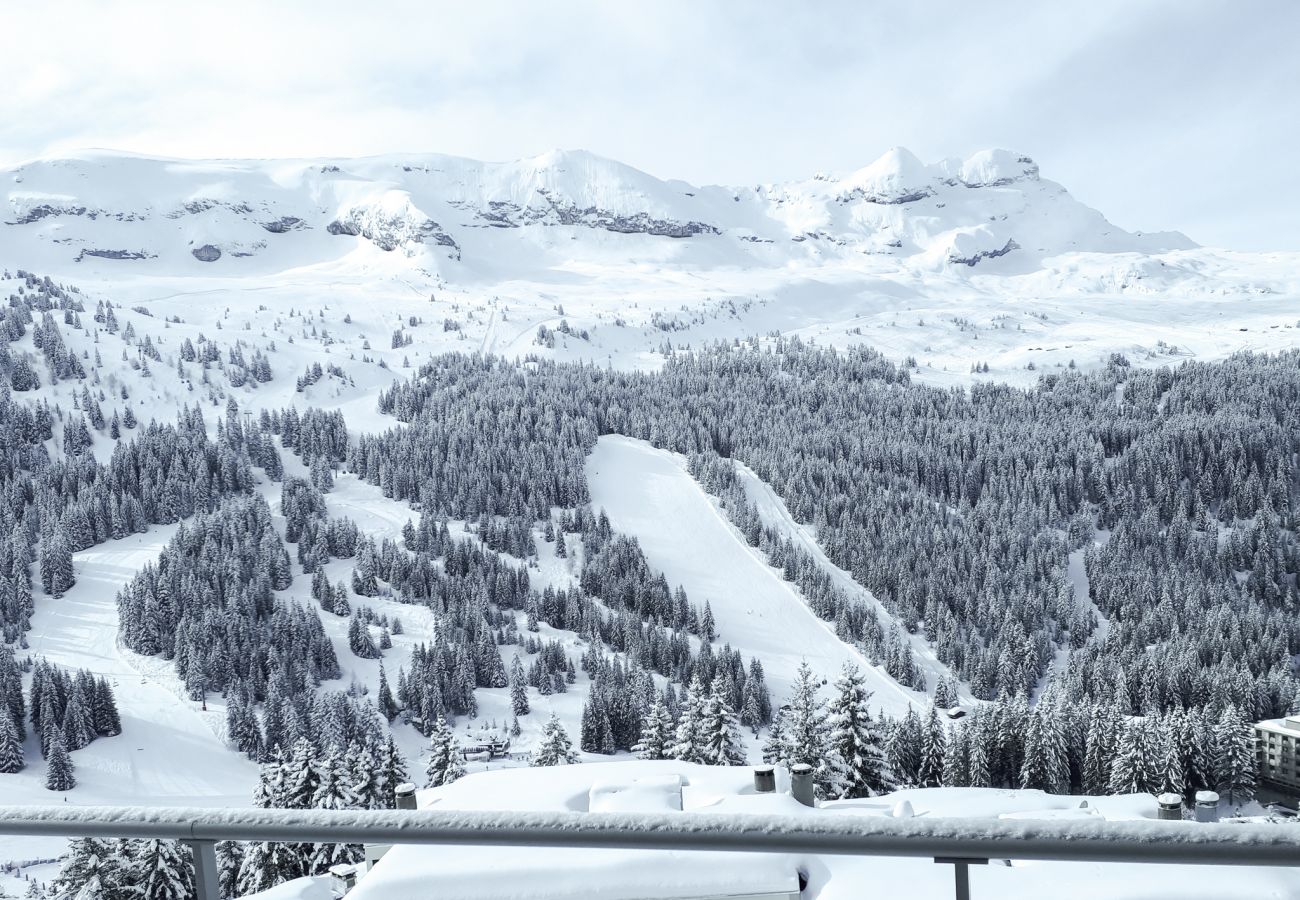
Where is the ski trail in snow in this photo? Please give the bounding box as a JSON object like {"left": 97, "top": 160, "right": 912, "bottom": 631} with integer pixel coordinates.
{"left": 480, "top": 305, "right": 498, "bottom": 355}
{"left": 729, "top": 458, "right": 972, "bottom": 704}
{"left": 20, "top": 527, "right": 259, "bottom": 809}
{"left": 586, "top": 434, "right": 927, "bottom": 718}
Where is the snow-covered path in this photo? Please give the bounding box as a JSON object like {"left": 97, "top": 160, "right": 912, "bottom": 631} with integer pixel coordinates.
{"left": 586, "top": 435, "right": 925, "bottom": 718}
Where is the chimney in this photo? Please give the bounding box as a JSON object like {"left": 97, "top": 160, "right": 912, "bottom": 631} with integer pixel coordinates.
{"left": 394, "top": 782, "right": 418, "bottom": 810}
{"left": 1194, "top": 791, "right": 1220, "bottom": 824}
{"left": 753, "top": 766, "right": 776, "bottom": 793}
{"left": 790, "top": 764, "right": 815, "bottom": 807}
{"left": 1156, "top": 793, "right": 1183, "bottom": 821}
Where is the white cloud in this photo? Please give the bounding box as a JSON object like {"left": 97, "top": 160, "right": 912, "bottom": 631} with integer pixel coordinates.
{"left": 3, "top": 0, "right": 1296, "bottom": 249}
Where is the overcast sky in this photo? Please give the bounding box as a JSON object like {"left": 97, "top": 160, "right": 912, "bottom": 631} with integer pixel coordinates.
{"left": 4, "top": 1, "right": 1296, "bottom": 250}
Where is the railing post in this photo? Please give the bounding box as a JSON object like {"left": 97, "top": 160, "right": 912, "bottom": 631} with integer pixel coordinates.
{"left": 935, "top": 857, "right": 986, "bottom": 900}
{"left": 186, "top": 839, "right": 220, "bottom": 900}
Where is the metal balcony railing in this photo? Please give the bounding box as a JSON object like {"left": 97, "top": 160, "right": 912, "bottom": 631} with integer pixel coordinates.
{"left": 2, "top": 804, "right": 1298, "bottom": 900}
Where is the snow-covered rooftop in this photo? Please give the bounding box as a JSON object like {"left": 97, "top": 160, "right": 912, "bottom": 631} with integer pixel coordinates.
{"left": 330, "top": 761, "right": 1300, "bottom": 900}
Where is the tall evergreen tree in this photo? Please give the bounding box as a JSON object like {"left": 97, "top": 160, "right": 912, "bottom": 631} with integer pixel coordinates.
{"left": 633, "top": 694, "right": 675, "bottom": 761}
{"left": 533, "top": 714, "right": 579, "bottom": 766}
{"left": 48, "top": 838, "right": 123, "bottom": 900}
{"left": 670, "top": 676, "right": 709, "bottom": 764}
{"left": 826, "top": 663, "right": 889, "bottom": 797}
{"left": 765, "top": 661, "right": 835, "bottom": 794}
{"left": 132, "top": 839, "right": 195, "bottom": 900}
{"left": 1214, "top": 705, "right": 1257, "bottom": 806}
{"left": 886, "top": 708, "right": 923, "bottom": 787}
{"left": 0, "top": 708, "right": 23, "bottom": 773}
{"left": 699, "top": 678, "right": 746, "bottom": 766}
{"left": 45, "top": 733, "right": 75, "bottom": 792}
{"left": 1109, "top": 718, "right": 1161, "bottom": 795}
{"left": 510, "top": 656, "right": 530, "bottom": 716}
{"left": 425, "top": 715, "right": 467, "bottom": 788}
{"left": 918, "top": 704, "right": 947, "bottom": 788}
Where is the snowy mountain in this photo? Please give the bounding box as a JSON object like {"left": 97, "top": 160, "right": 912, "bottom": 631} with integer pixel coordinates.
{"left": 5, "top": 146, "right": 1296, "bottom": 387}
{"left": 2, "top": 146, "right": 1192, "bottom": 274}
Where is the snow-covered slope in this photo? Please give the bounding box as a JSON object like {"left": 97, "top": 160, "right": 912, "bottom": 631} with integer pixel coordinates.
{"left": 587, "top": 436, "right": 953, "bottom": 719}
{"left": 5, "top": 146, "right": 1296, "bottom": 385}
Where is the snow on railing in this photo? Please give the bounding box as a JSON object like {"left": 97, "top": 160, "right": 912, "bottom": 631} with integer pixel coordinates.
{"left": 2, "top": 805, "right": 1299, "bottom": 900}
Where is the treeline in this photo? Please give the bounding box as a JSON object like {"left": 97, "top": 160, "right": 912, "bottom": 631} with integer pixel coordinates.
{"left": 885, "top": 689, "right": 1258, "bottom": 807}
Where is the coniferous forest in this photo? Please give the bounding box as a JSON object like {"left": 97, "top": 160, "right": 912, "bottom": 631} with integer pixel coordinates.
{"left": 1, "top": 274, "right": 1291, "bottom": 896}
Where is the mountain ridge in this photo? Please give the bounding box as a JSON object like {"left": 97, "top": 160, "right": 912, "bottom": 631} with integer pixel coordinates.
{"left": 3, "top": 146, "right": 1196, "bottom": 276}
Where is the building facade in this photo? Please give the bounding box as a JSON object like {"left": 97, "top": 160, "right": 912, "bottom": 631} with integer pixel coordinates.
{"left": 1255, "top": 715, "right": 1300, "bottom": 792}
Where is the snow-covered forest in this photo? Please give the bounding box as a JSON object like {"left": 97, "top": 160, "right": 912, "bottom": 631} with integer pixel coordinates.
{"left": 0, "top": 260, "right": 1287, "bottom": 897}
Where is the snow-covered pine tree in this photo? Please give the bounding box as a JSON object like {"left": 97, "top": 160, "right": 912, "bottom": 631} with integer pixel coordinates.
{"left": 1019, "top": 709, "right": 1051, "bottom": 792}
{"left": 942, "top": 722, "right": 971, "bottom": 787}
{"left": 633, "top": 693, "right": 675, "bottom": 761}
{"left": 91, "top": 678, "right": 121, "bottom": 737}
{"left": 769, "top": 661, "right": 837, "bottom": 795}
{"left": 216, "top": 841, "right": 244, "bottom": 900}
{"left": 377, "top": 734, "right": 409, "bottom": 809}
{"left": 1109, "top": 718, "right": 1161, "bottom": 795}
{"left": 699, "top": 678, "right": 746, "bottom": 766}
{"left": 377, "top": 663, "right": 399, "bottom": 722}
{"left": 746, "top": 658, "right": 772, "bottom": 726}
{"left": 933, "top": 674, "right": 959, "bottom": 709}
{"left": 0, "top": 708, "right": 23, "bottom": 773}
{"left": 918, "top": 704, "right": 946, "bottom": 788}
{"left": 1214, "top": 705, "right": 1257, "bottom": 806}
{"left": 347, "top": 612, "right": 380, "bottom": 659}
{"left": 44, "top": 733, "right": 75, "bottom": 791}
{"left": 885, "top": 708, "right": 923, "bottom": 787}
{"left": 48, "top": 838, "right": 125, "bottom": 900}
{"left": 532, "top": 714, "right": 579, "bottom": 766}
{"left": 345, "top": 742, "right": 381, "bottom": 810}
{"left": 669, "top": 675, "right": 709, "bottom": 764}
{"left": 826, "top": 663, "right": 889, "bottom": 797}
{"left": 425, "top": 715, "right": 466, "bottom": 788}
{"left": 510, "top": 655, "right": 530, "bottom": 716}
{"left": 580, "top": 695, "right": 616, "bottom": 755}
{"left": 351, "top": 537, "right": 380, "bottom": 596}
{"left": 281, "top": 737, "right": 321, "bottom": 810}
{"left": 41, "top": 526, "right": 75, "bottom": 599}
{"left": 1158, "top": 708, "right": 1186, "bottom": 797}
{"left": 1082, "top": 703, "right": 1115, "bottom": 795}
{"left": 311, "top": 745, "right": 360, "bottom": 811}
{"left": 236, "top": 840, "right": 302, "bottom": 896}
{"left": 966, "top": 713, "right": 993, "bottom": 788}
{"left": 309, "top": 747, "right": 363, "bottom": 873}
{"left": 132, "top": 839, "right": 195, "bottom": 900}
